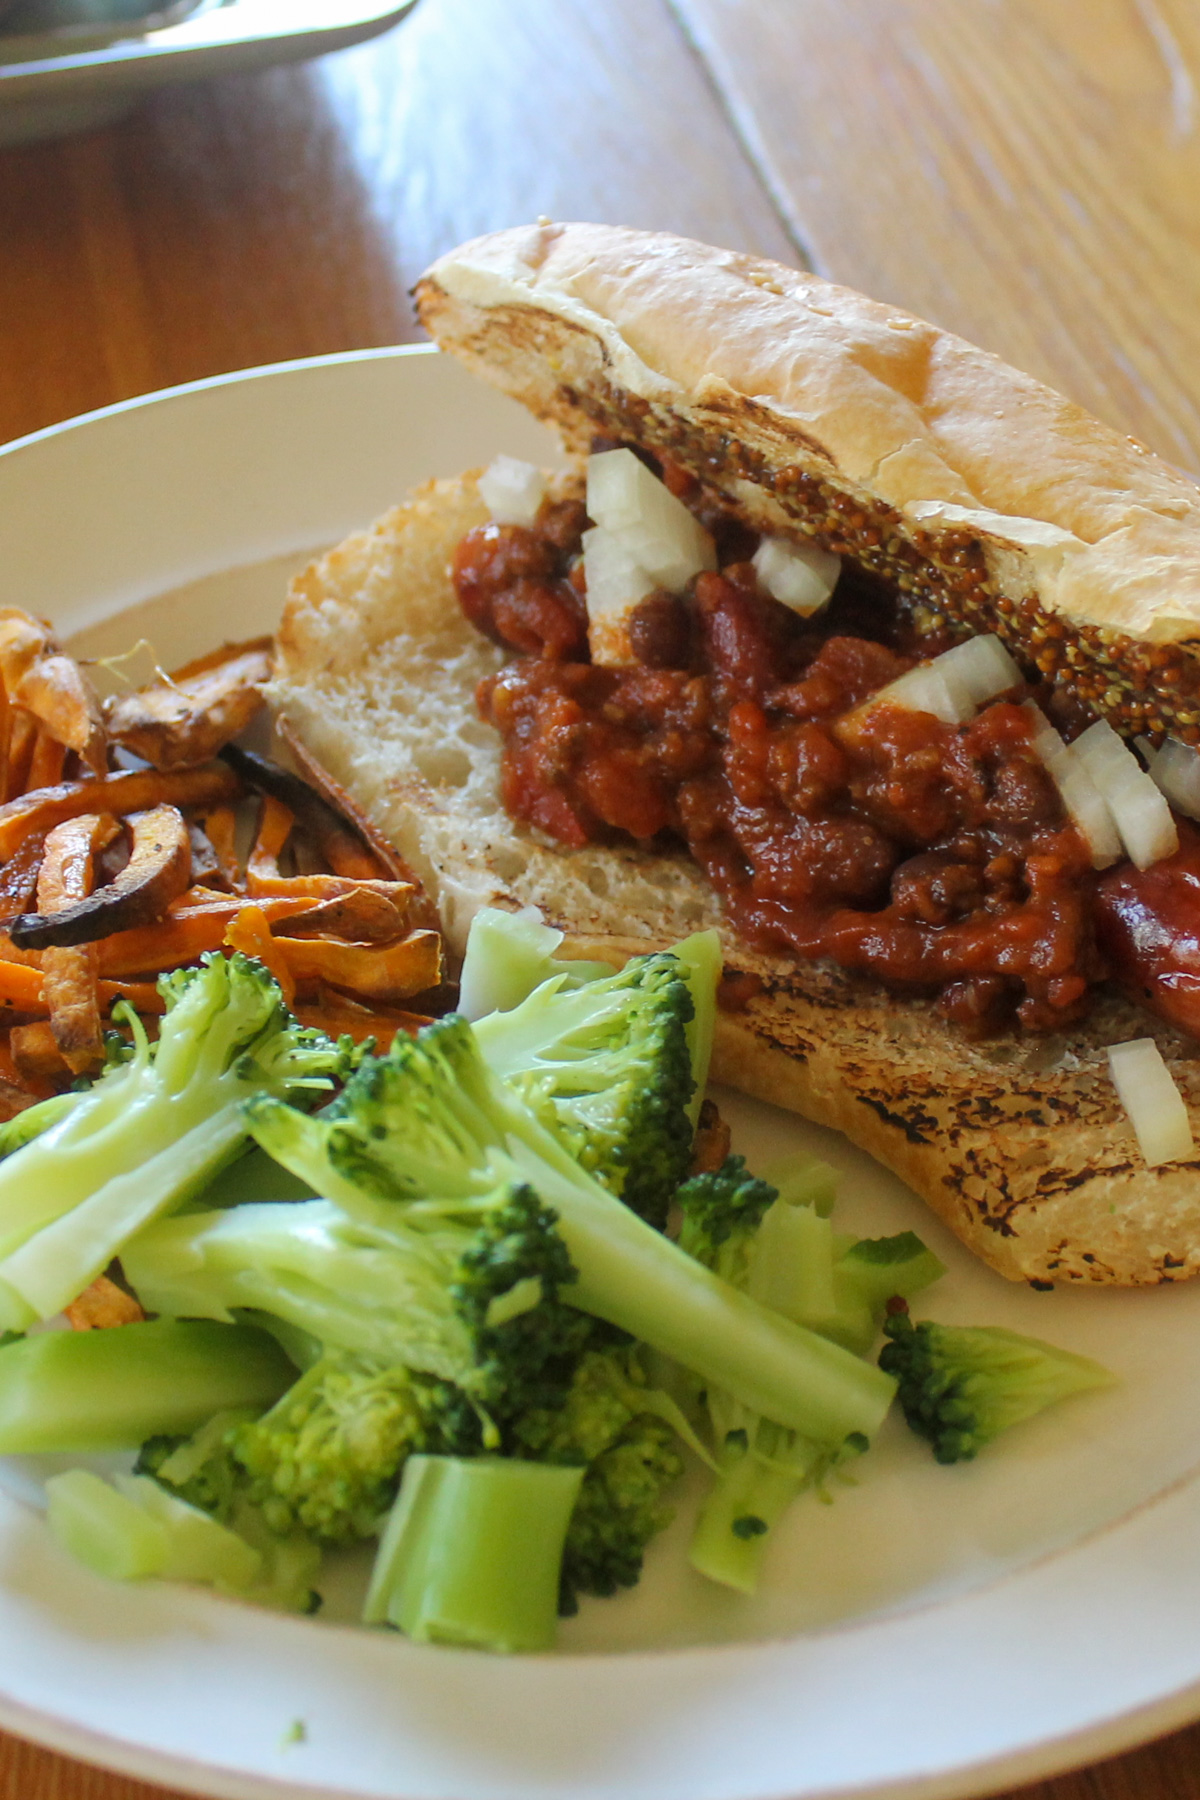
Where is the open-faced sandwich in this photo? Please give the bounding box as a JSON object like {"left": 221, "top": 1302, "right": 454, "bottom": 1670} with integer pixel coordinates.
{"left": 269, "top": 221, "right": 1200, "bottom": 1289}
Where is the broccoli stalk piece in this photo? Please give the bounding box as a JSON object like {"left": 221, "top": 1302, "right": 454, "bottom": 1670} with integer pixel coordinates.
{"left": 456, "top": 906, "right": 617, "bottom": 1021}
{"left": 364, "top": 1454, "right": 585, "bottom": 1652}
{"left": 224, "top": 1016, "right": 896, "bottom": 1446}
{"left": 0, "top": 952, "right": 347, "bottom": 1329}
{"left": 123, "top": 1181, "right": 594, "bottom": 1451}
{"left": 473, "top": 948, "right": 698, "bottom": 1227}
{"left": 879, "top": 1304, "right": 1115, "bottom": 1463}
{"left": 0, "top": 1318, "right": 295, "bottom": 1453}
{"left": 677, "top": 1155, "right": 939, "bottom": 1594}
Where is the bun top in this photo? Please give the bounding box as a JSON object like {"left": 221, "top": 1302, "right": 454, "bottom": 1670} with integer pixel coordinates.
{"left": 416, "top": 222, "right": 1200, "bottom": 743}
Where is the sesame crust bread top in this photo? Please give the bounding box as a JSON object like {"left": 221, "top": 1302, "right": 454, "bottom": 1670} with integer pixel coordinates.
{"left": 416, "top": 222, "right": 1200, "bottom": 743}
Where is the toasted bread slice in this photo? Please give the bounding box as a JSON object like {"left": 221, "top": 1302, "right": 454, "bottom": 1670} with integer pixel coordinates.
{"left": 271, "top": 468, "right": 1200, "bottom": 1289}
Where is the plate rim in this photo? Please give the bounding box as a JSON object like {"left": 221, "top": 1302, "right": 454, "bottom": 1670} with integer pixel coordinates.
{"left": 3, "top": 347, "right": 1200, "bottom": 1800}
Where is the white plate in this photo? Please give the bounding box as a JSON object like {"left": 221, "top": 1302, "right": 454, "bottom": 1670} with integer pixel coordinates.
{"left": 3, "top": 347, "right": 1200, "bottom": 1800}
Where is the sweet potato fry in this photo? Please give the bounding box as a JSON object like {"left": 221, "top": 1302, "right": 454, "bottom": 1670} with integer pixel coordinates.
{"left": 15, "top": 653, "right": 107, "bottom": 774}
{"left": 245, "top": 872, "right": 414, "bottom": 905}
{"left": 197, "top": 805, "right": 241, "bottom": 889}
{"left": 4, "top": 711, "right": 35, "bottom": 804}
{"left": 274, "top": 929, "right": 442, "bottom": 1003}
{"left": 66, "top": 1274, "right": 146, "bottom": 1330}
{"left": 9, "top": 804, "right": 192, "bottom": 950}
{"left": 25, "top": 729, "right": 66, "bottom": 792}
{"left": 0, "top": 832, "right": 44, "bottom": 922}
{"left": 275, "top": 720, "right": 422, "bottom": 886}
{"left": 0, "top": 612, "right": 54, "bottom": 692}
{"left": 37, "top": 812, "right": 121, "bottom": 1074}
{"left": 0, "top": 760, "right": 239, "bottom": 862}
{"left": 224, "top": 904, "right": 296, "bottom": 1004}
{"left": 94, "top": 893, "right": 324, "bottom": 977}
{"left": 223, "top": 744, "right": 388, "bottom": 882}
{"left": 106, "top": 636, "right": 273, "bottom": 769}
{"left": 268, "top": 886, "right": 408, "bottom": 943}
{"left": 292, "top": 1002, "right": 430, "bottom": 1051}
{"left": 247, "top": 794, "right": 294, "bottom": 883}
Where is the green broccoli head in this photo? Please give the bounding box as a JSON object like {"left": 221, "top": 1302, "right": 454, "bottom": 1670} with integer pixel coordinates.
{"left": 511, "top": 1341, "right": 684, "bottom": 1612}
{"left": 230, "top": 1352, "right": 437, "bottom": 1544}
{"left": 558, "top": 1417, "right": 683, "bottom": 1612}
{"left": 676, "top": 1154, "right": 779, "bottom": 1285}
{"left": 879, "top": 1306, "right": 1114, "bottom": 1464}
{"left": 473, "top": 952, "right": 697, "bottom": 1228}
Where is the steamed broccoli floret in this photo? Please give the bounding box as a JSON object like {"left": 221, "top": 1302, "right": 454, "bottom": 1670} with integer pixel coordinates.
{"left": 124, "top": 1180, "right": 591, "bottom": 1452}
{"left": 0, "top": 951, "right": 347, "bottom": 1329}
{"left": 193, "top": 1014, "right": 896, "bottom": 1448}
{"left": 512, "top": 1339, "right": 687, "bottom": 1611}
{"left": 473, "top": 951, "right": 698, "bottom": 1227}
{"left": 879, "top": 1305, "right": 1114, "bottom": 1464}
{"left": 676, "top": 1155, "right": 780, "bottom": 1285}
{"left": 229, "top": 1353, "right": 438, "bottom": 1544}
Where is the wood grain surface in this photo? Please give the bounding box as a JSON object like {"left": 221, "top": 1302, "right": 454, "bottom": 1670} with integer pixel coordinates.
{"left": 4, "top": 0, "right": 1200, "bottom": 1794}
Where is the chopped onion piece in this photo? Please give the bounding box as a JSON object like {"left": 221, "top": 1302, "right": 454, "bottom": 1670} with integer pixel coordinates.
{"left": 478, "top": 456, "right": 546, "bottom": 527}
{"left": 752, "top": 536, "right": 840, "bottom": 615}
{"left": 586, "top": 450, "right": 716, "bottom": 593}
{"left": 872, "top": 663, "right": 974, "bottom": 726}
{"left": 1144, "top": 735, "right": 1200, "bottom": 823}
{"left": 1107, "top": 1038, "right": 1195, "bottom": 1167}
{"left": 1022, "top": 705, "right": 1123, "bottom": 868}
{"left": 580, "top": 525, "right": 655, "bottom": 664}
{"left": 1072, "top": 719, "right": 1178, "bottom": 870}
{"left": 934, "top": 634, "right": 1022, "bottom": 705}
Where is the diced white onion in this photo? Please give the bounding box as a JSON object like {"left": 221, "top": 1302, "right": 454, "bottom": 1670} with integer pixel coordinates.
{"left": 1143, "top": 735, "right": 1200, "bottom": 823}
{"left": 1071, "top": 719, "right": 1178, "bottom": 870}
{"left": 580, "top": 525, "right": 656, "bottom": 664}
{"left": 752, "top": 536, "right": 841, "bottom": 615}
{"left": 1107, "top": 1038, "right": 1195, "bottom": 1168}
{"left": 868, "top": 633, "right": 1021, "bottom": 727}
{"left": 934, "top": 634, "right": 1022, "bottom": 705}
{"left": 586, "top": 449, "right": 716, "bottom": 593}
{"left": 478, "top": 455, "right": 546, "bottom": 527}
{"left": 1022, "top": 705, "right": 1123, "bottom": 868}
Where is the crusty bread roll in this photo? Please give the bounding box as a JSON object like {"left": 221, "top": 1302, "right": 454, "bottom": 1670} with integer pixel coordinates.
{"left": 271, "top": 466, "right": 1200, "bottom": 1292}
{"left": 415, "top": 222, "right": 1200, "bottom": 744}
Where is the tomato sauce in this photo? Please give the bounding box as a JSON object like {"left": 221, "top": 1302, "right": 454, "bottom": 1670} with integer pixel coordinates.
{"left": 455, "top": 481, "right": 1119, "bottom": 1036}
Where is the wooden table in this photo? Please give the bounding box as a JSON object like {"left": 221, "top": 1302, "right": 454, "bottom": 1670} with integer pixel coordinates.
{"left": 4, "top": 0, "right": 1200, "bottom": 1794}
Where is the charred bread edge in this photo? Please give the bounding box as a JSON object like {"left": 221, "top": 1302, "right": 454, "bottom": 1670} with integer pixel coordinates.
{"left": 415, "top": 221, "right": 1200, "bottom": 744}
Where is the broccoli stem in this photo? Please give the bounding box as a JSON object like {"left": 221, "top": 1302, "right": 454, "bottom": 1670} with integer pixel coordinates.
{"left": 671, "top": 930, "right": 721, "bottom": 1128}
{"left": 364, "top": 1455, "right": 584, "bottom": 1653}
{"left": 508, "top": 1142, "right": 896, "bottom": 1445}
{"left": 688, "top": 1433, "right": 823, "bottom": 1595}
{"left": 0, "top": 1319, "right": 295, "bottom": 1452}
{"left": 46, "top": 1469, "right": 267, "bottom": 1592}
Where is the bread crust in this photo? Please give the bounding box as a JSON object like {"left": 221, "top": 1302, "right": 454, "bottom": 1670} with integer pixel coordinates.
{"left": 271, "top": 467, "right": 1200, "bottom": 1290}
{"left": 416, "top": 223, "right": 1200, "bottom": 745}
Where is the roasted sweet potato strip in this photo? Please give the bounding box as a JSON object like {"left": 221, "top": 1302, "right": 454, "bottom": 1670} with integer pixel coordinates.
{"left": 15, "top": 653, "right": 107, "bottom": 774}
{"left": 10, "top": 804, "right": 192, "bottom": 950}
{"left": 274, "top": 929, "right": 442, "bottom": 1003}
{"left": 0, "top": 612, "right": 54, "bottom": 693}
{"left": 94, "top": 893, "right": 328, "bottom": 977}
{"left": 4, "top": 711, "right": 35, "bottom": 804}
{"left": 66, "top": 1274, "right": 146, "bottom": 1330}
{"left": 275, "top": 719, "right": 422, "bottom": 885}
{"left": 37, "top": 811, "right": 120, "bottom": 1073}
{"left": 0, "top": 832, "right": 44, "bottom": 923}
{"left": 0, "top": 760, "right": 239, "bottom": 862}
{"left": 25, "top": 729, "right": 66, "bottom": 792}
{"left": 247, "top": 794, "right": 295, "bottom": 883}
{"left": 293, "top": 1002, "right": 430, "bottom": 1051}
{"left": 8, "top": 1023, "right": 62, "bottom": 1084}
{"left": 269, "top": 886, "right": 408, "bottom": 943}
{"left": 224, "top": 904, "right": 296, "bottom": 1004}
{"left": 223, "top": 744, "right": 387, "bottom": 882}
{"left": 197, "top": 804, "right": 241, "bottom": 888}
{"left": 106, "top": 636, "right": 273, "bottom": 769}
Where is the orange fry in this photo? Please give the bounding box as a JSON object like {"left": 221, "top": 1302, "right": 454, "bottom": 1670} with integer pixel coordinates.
{"left": 66, "top": 1274, "right": 146, "bottom": 1331}
{"left": 5, "top": 711, "right": 36, "bottom": 804}
{"left": 275, "top": 929, "right": 442, "bottom": 1003}
{"left": 197, "top": 805, "right": 241, "bottom": 888}
{"left": 224, "top": 904, "right": 296, "bottom": 1004}
{"left": 270, "top": 887, "right": 408, "bottom": 944}
{"left": 247, "top": 795, "right": 295, "bottom": 883}
{"left": 0, "top": 761, "right": 239, "bottom": 863}
{"left": 292, "top": 1004, "right": 429, "bottom": 1052}
{"left": 38, "top": 812, "right": 120, "bottom": 1074}
{"left": 26, "top": 729, "right": 66, "bottom": 792}
{"left": 15, "top": 653, "right": 107, "bottom": 774}
{"left": 0, "top": 832, "right": 44, "bottom": 923}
